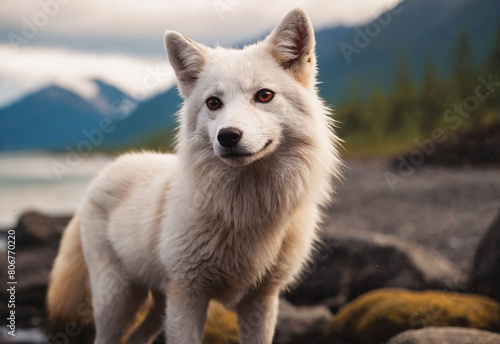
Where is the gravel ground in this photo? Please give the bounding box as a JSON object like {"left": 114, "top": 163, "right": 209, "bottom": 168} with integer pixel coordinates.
{"left": 324, "top": 158, "right": 500, "bottom": 274}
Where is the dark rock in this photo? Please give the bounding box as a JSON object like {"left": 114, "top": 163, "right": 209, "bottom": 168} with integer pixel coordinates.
{"left": 394, "top": 124, "right": 500, "bottom": 168}
{"left": 274, "top": 299, "right": 331, "bottom": 344}
{"left": 11, "top": 211, "right": 71, "bottom": 248}
{"left": 0, "top": 212, "right": 70, "bottom": 328}
{"left": 285, "top": 231, "right": 465, "bottom": 311}
{"left": 387, "top": 327, "right": 500, "bottom": 344}
{"left": 468, "top": 211, "right": 500, "bottom": 302}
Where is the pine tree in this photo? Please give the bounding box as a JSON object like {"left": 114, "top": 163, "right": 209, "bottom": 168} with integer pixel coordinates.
{"left": 487, "top": 23, "right": 500, "bottom": 112}
{"left": 419, "top": 57, "right": 443, "bottom": 135}
{"left": 366, "top": 87, "right": 389, "bottom": 141}
{"left": 452, "top": 31, "right": 475, "bottom": 101}
{"left": 339, "top": 81, "right": 365, "bottom": 135}
{"left": 389, "top": 57, "right": 414, "bottom": 132}
{"left": 489, "top": 24, "right": 500, "bottom": 78}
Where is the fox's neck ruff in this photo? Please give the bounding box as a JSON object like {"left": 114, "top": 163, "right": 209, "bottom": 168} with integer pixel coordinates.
{"left": 174, "top": 120, "right": 336, "bottom": 235}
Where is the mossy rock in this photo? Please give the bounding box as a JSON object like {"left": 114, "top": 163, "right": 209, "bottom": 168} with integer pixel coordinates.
{"left": 119, "top": 293, "right": 153, "bottom": 343}
{"left": 121, "top": 297, "right": 239, "bottom": 344}
{"left": 203, "top": 301, "right": 240, "bottom": 344}
{"left": 324, "top": 288, "right": 500, "bottom": 344}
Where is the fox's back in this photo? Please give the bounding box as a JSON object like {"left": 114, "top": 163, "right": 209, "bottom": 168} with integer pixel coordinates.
{"left": 80, "top": 152, "right": 178, "bottom": 286}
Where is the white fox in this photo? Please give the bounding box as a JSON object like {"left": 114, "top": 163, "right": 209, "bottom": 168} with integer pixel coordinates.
{"left": 47, "top": 8, "right": 341, "bottom": 344}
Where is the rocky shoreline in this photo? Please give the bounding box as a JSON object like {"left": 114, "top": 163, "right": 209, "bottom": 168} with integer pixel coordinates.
{"left": 325, "top": 158, "right": 500, "bottom": 273}
{"left": 0, "top": 209, "right": 499, "bottom": 343}
{"left": 1, "top": 158, "right": 499, "bottom": 343}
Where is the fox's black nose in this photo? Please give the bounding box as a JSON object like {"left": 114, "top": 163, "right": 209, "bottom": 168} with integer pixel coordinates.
{"left": 217, "top": 128, "right": 242, "bottom": 149}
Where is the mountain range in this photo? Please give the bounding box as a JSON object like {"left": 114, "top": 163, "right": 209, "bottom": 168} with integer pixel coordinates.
{"left": 0, "top": 79, "right": 182, "bottom": 151}
{"left": 1, "top": 0, "right": 499, "bottom": 152}
{"left": 316, "top": 0, "right": 500, "bottom": 102}
{"left": 0, "top": 80, "right": 125, "bottom": 151}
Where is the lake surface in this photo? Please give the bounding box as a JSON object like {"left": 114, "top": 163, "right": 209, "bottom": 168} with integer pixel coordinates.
{"left": 0, "top": 153, "right": 113, "bottom": 228}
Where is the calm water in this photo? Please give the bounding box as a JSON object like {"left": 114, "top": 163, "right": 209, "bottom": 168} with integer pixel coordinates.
{"left": 0, "top": 153, "right": 113, "bottom": 228}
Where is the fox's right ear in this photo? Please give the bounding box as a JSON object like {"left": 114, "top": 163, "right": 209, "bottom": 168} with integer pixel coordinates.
{"left": 165, "top": 31, "right": 206, "bottom": 98}
{"left": 265, "top": 8, "right": 316, "bottom": 88}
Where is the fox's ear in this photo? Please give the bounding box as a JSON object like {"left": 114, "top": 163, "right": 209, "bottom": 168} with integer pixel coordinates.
{"left": 165, "top": 31, "right": 206, "bottom": 98}
{"left": 266, "top": 8, "right": 316, "bottom": 87}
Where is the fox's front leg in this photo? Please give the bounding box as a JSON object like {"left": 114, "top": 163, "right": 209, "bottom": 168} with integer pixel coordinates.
{"left": 165, "top": 281, "right": 209, "bottom": 344}
{"left": 236, "top": 286, "right": 280, "bottom": 344}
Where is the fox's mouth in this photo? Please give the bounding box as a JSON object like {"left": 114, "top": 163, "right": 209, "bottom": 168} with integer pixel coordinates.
{"left": 221, "top": 140, "right": 273, "bottom": 159}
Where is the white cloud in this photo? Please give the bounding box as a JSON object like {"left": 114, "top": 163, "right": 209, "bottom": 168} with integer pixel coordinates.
{"left": 0, "top": 45, "right": 176, "bottom": 106}
{"left": 0, "top": 0, "right": 404, "bottom": 106}
{"left": 0, "top": 0, "right": 404, "bottom": 44}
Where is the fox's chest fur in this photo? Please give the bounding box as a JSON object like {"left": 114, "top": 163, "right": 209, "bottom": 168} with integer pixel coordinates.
{"left": 159, "top": 156, "right": 309, "bottom": 306}
{"left": 164, "top": 219, "right": 287, "bottom": 305}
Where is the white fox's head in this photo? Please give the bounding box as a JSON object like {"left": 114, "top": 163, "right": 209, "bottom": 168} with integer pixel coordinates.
{"left": 165, "top": 8, "right": 322, "bottom": 168}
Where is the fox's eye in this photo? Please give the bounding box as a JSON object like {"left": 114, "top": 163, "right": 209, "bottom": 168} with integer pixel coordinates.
{"left": 206, "top": 97, "right": 222, "bottom": 110}
{"left": 256, "top": 89, "right": 275, "bottom": 103}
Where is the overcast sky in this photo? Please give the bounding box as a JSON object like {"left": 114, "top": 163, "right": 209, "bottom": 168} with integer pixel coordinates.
{"left": 0, "top": 0, "right": 403, "bottom": 107}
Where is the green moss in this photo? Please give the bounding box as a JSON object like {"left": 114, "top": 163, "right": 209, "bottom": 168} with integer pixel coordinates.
{"left": 324, "top": 288, "right": 500, "bottom": 344}
{"left": 203, "top": 301, "right": 240, "bottom": 344}
{"left": 120, "top": 299, "right": 239, "bottom": 344}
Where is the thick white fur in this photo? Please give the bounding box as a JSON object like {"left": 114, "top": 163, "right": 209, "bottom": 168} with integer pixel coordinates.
{"left": 47, "top": 8, "right": 341, "bottom": 344}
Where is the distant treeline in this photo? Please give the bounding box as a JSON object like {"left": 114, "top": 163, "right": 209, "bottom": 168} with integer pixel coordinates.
{"left": 336, "top": 26, "right": 500, "bottom": 156}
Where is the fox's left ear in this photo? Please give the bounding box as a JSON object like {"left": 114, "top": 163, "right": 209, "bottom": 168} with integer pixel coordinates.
{"left": 265, "top": 8, "right": 316, "bottom": 87}
{"left": 165, "top": 31, "right": 207, "bottom": 98}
